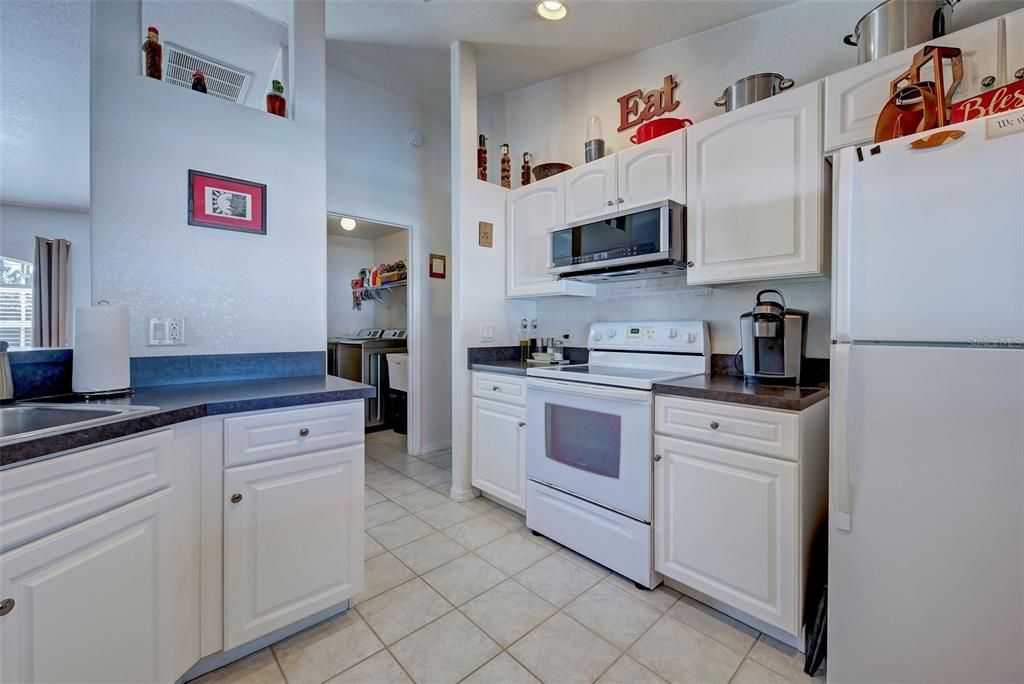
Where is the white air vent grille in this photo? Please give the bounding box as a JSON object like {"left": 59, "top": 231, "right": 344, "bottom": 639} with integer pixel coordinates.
{"left": 164, "top": 43, "right": 253, "bottom": 104}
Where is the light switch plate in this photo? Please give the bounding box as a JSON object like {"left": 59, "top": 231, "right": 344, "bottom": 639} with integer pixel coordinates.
{"left": 478, "top": 221, "right": 494, "bottom": 248}
{"left": 480, "top": 324, "right": 495, "bottom": 342}
{"left": 149, "top": 317, "right": 186, "bottom": 346}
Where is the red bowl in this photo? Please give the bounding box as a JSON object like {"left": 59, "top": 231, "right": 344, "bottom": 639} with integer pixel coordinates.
{"left": 629, "top": 117, "right": 693, "bottom": 144}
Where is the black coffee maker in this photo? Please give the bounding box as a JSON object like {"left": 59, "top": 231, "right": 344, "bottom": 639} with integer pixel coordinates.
{"left": 740, "top": 289, "right": 807, "bottom": 385}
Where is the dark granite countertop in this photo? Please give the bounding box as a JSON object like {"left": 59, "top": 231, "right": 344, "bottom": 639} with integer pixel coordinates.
{"left": 470, "top": 360, "right": 533, "bottom": 376}
{"left": 654, "top": 374, "right": 828, "bottom": 411}
{"left": 2, "top": 375, "right": 375, "bottom": 468}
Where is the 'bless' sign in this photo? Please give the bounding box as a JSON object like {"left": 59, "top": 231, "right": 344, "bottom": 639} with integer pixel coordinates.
{"left": 617, "top": 75, "right": 680, "bottom": 132}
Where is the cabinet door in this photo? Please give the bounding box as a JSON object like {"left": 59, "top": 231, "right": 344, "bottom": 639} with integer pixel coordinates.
{"left": 617, "top": 129, "right": 685, "bottom": 210}
{"left": 223, "top": 445, "right": 363, "bottom": 649}
{"left": 506, "top": 175, "right": 564, "bottom": 297}
{"left": 564, "top": 155, "right": 617, "bottom": 223}
{"left": 471, "top": 397, "right": 526, "bottom": 509}
{"left": 686, "top": 81, "right": 823, "bottom": 285}
{"left": 825, "top": 19, "right": 1002, "bottom": 151}
{"left": 1, "top": 489, "right": 175, "bottom": 684}
{"left": 1007, "top": 9, "right": 1024, "bottom": 84}
{"left": 654, "top": 435, "right": 798, "bottom": 634}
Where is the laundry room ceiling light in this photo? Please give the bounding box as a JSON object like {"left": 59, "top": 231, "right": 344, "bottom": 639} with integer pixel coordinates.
{"left": 340, "top": 217, "right": 357, "bottom": 231}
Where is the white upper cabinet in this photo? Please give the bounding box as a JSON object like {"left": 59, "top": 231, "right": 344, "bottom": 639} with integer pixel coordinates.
{"left": 1007, "top": 10, "right": 1024, "bottom": 83}
{"left": 686, "top": 81, "right": 824, "bottom": 285}
{"left": 616, "top": 129, "right": 685, "bottom": 211}
{"left": 564, "top": 155, "right": 618, "bottom": 223}
{"left": 825, "top": 18, "right": 1003, "bottom": 152}
{"left": 223, "top": 445, "right": 363, "bottom": 649}
{"left": 0, "top": 490, "right": 176, "bottom": 684}
{"left": 506, "top": 174, "right": 595, "bottom": 298}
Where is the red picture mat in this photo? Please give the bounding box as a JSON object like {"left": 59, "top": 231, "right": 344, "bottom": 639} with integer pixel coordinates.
{"left": 188, "top": 170, "right": 267, "bottom": 234}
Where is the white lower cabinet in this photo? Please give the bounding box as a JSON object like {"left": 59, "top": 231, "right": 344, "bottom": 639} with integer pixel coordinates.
{"left": 654, "top": 435, "right": 797, "bottom": 632}
{"left": 654, "top": 395, "right": 828, "bottom": 639}
{"left": 0, "top": 488, "right": 176, "bottom": 684}
{"left": 471, "top": 377, "right": 527, "bottom": 509}
{"left": 223, "top": 444, "right": 364, "bottom": 649}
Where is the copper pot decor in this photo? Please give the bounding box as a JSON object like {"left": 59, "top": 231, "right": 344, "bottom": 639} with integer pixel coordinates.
{"left": 874, "top": 44, "right": 963, "bottom": 143}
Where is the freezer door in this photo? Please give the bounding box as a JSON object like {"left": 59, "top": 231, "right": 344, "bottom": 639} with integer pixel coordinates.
{"left": 833, "top": 115, "right": 1024, "bottom": 344}
{"left": 828, "top": 344, "right": 1024, "bottom": 683}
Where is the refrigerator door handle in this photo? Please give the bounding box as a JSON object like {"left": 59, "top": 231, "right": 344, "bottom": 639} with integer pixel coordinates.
{"left": 832, "top": 147, "right": 855, "bottom": 343}
{"left": 831, "top": 343, "right": 852, "bottom": 531}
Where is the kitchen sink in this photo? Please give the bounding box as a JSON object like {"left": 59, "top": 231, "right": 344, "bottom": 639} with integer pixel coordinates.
{"left": 0, "top": 403, "right": 160, "bottom": 446}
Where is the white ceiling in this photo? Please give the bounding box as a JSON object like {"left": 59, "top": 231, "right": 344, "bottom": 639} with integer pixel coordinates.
{"left": 327, "top": 214, "right": 407, "bottom": 241}
{"left": 325, "top": 0, "right": 795, "bottom": 112}
{"left": 0, "top": 0, "right": 90, "bottom": 211}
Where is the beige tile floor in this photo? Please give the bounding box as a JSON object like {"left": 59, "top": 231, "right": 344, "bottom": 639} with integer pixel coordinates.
{"left": 195, "top": 430, "right": 825, "bottom": 684}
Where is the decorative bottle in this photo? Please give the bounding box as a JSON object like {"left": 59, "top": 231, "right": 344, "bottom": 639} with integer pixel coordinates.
{"left": 521, "top": 152, "right": 532, "bottom": 186}
{"left": 500, "top": 143, "right": 511, "bottom": 189}
{"left": 477, "top": 134, "right": 488, "bottom": 181}
{"left": 266, "top": 80, "right": 286, "bottom": 117}
{"left": 142, "top": 26, "right": 162, "bottom": 81}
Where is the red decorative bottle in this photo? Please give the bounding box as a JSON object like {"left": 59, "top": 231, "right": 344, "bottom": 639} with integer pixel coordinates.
{"left": 142, "top": 26, "right": 162, "bottom": 81}
{"left": 266, "top": 80, "right": 286, "bottom": 117}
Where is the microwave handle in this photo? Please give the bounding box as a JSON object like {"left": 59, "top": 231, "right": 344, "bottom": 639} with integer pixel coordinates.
{"left": 527, "top": 377, "right": 652, "bottom": 404}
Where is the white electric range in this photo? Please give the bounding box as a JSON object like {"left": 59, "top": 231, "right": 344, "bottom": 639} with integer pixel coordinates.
{"left": 524, "top": 321, "right": 709, "bottom": 588}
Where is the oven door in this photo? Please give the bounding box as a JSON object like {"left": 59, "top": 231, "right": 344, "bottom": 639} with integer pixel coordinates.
{"left": 526, "top": 377, "right": 653, "bottom": 522}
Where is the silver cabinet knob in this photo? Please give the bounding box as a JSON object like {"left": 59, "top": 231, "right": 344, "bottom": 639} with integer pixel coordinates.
{"left": 981, "top": 75, "right": 996, "bottom": 88}
{"left": 606, "top": 200, "right": 615, "bottom": 206}
{"left": 230, "top": 493, "right": 243, "bottom": 504}
{"left": 299, "top": 427, "right": 310, "bottom": 437}
{"left": 686, "top": 260, "right": 695, "bottom": 268}
{"left": 518, "top": 421, "right": 526, "bottom": 428}
{"left": 710, "top": 421, "right": 720, "bottom": 430}
{"left": 492, "top": 385, "right": 500, "bottom": 391}
{"left": 617, "top": 198, "right": 624, "bottom": 204}
{"left": 653, "top": 453, "right": 662, "bottom": 462}
{"left": 1015, "top": 67, "right": 1024, "bottom": 80}
{"left": 0, "top": 598, "right": 14, "bottom": 616}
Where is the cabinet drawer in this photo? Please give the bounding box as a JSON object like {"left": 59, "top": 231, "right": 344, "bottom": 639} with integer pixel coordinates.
{"left": 655, "top": 396, "right": 798, "bottom": 460}
{"left": 224, "top": 401, "right": 363, "bottom": 467}
{"left": 0, "top": 430, "right": 173, "bottom": 552}
{"left": 472, "top": 372, "right": 527, "bottom": 406}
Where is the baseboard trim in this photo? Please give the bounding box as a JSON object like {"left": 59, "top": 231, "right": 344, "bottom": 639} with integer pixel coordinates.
{"left": 420, "top": 440, "right": 452, "bottom": 455}
{"left": 177, "top": 601, "right": 351, "bottom": 683}
{"left": 448, "top": 485, "right": 478, "bottom": 502}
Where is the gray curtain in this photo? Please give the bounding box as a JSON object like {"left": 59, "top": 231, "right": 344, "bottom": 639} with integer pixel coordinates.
{"left": 32, "top": 237, "right": 71, "bottom": 347}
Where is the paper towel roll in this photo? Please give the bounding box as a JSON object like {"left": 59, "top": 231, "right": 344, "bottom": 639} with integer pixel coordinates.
{"left": 72, "top": 305, "right": 130, "bottom": 393}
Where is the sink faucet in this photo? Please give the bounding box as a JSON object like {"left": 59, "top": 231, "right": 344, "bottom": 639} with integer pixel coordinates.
{"left": 0, "top": 341, "right": 13, "bottom": 402}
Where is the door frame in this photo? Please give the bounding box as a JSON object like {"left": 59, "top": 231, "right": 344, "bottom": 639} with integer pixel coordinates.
{"left": 325, "top": 211, "right": 423, "bottom": 455}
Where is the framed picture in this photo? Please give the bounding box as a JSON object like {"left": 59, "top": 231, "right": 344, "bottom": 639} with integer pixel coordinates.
{"left": 188, "top": 170, "right": 267, "bottom": 234}
{"left": 429, "top": 253, "right": 447, "bottom": 279}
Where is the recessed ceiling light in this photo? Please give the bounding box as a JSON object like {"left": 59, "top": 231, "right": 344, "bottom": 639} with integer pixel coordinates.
{"left": 340, "top": 217, "right": 357, "bottom": 231}
{"left": 536, "top": 0, "right": 567, "bottom": 21}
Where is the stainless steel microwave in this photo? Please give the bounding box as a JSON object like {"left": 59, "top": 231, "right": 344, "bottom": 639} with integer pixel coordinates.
{"left": 547, "top": 201, "right": 685, "bottom": 282}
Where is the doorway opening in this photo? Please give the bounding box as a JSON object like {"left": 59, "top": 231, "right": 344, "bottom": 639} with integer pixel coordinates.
{"left": 326, "top": 213, "right": 418, "bottom": 454}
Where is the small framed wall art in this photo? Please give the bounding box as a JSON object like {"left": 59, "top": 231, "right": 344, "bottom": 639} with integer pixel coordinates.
{"left": 188, "top": 170, "right": 267, "bottom": 234}
{"left": 429, "top": 253, "right": 447, "bottom": 279}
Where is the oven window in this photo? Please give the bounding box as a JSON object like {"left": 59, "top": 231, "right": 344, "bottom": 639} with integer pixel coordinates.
{"left": 544, "top": 404, "right": 621, "bottom": 478}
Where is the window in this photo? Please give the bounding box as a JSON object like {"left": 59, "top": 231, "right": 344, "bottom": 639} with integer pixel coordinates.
{"left": 0, "top": 256, "right": 33, "bottom": 347}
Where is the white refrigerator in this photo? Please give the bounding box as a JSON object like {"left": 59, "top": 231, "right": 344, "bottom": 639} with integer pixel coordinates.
{"left": 829, "top": 113, "right": 1024, "bottom": 683}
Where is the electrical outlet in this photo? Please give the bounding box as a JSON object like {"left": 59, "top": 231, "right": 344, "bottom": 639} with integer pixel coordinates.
{"left": 149, "top": 318, "right": 186, "bottom": 346}
{"left": 480, "top": 324, "right": 495, "bottom": 342}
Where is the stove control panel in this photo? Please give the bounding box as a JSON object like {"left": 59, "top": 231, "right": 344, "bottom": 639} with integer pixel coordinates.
{"left": 588, "top": 321, "right": 708, "bottom": 354}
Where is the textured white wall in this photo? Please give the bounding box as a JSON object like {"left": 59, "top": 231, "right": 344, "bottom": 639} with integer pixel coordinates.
{"left": 326, "top": 234, "right": 374, "bottom": 337}
{"left": 90, "top": 0, "right": 326, "bottom": 357}
{"left": 0, "top": 203, "right": 93, "bottom": 344}
{"left": 326, "top": 65, "right": 451, "bottom": 452}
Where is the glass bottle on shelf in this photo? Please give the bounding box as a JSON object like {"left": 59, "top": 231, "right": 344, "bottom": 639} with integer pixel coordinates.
{"left": 191, "top": 70, "right": 207, "bottom": 93}
{"left": 266, "top": 80, "right": 286, "bottom": 117}
{"left": 521, "top": 152, "right": 532, "bottom": 186}
{"left": 500, "top": 143, "right": 511, "bottom": 189}
{"left": 477, "top": 134, "right": 488, "bottom": 181}
{"left": 142, "top": 26, "right": 162, "bottom": 81}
